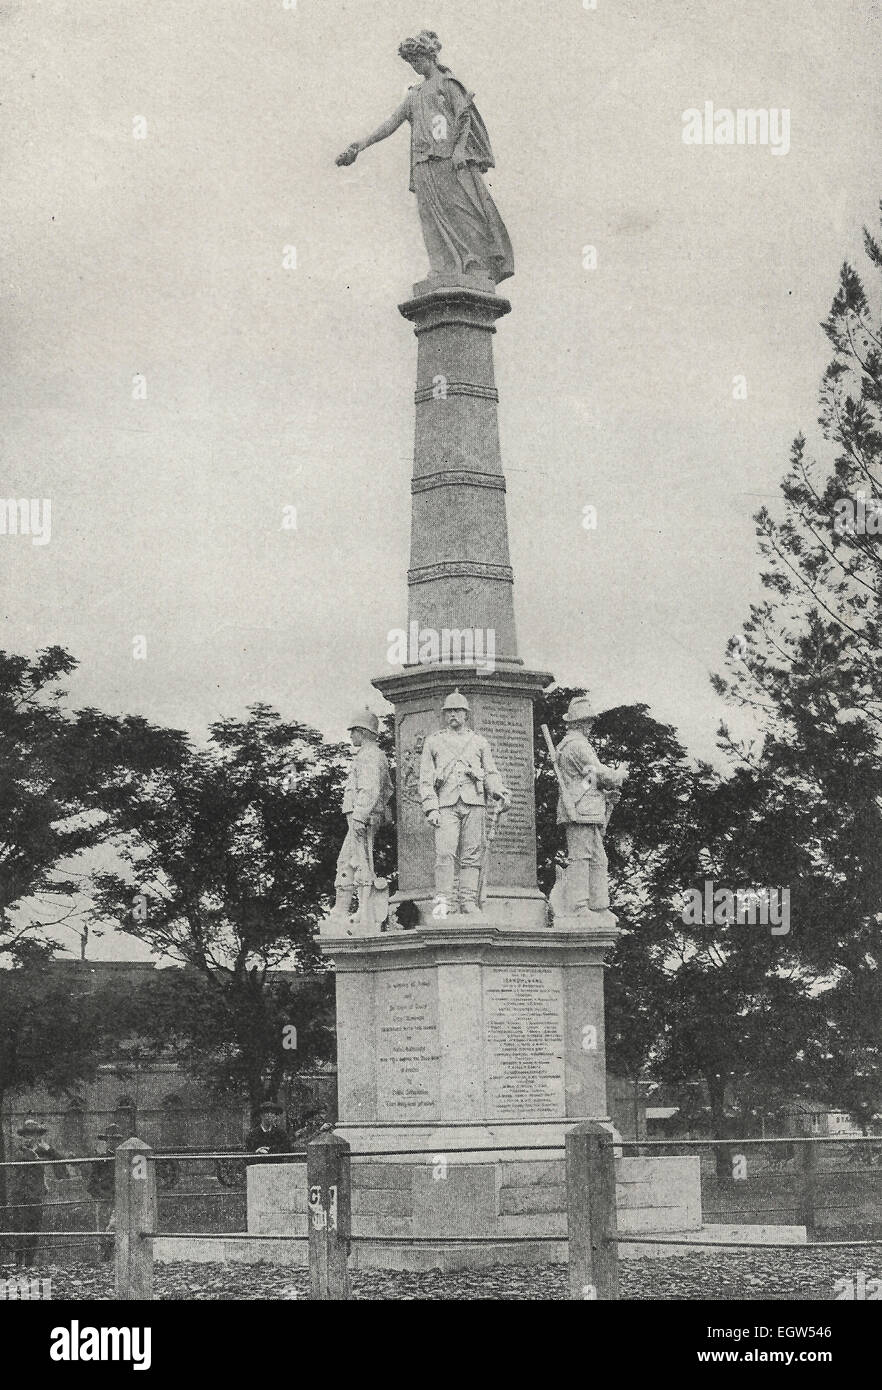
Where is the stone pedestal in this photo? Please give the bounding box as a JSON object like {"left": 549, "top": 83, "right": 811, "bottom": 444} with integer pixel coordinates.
{"left": 317, "top": 919, "right": 618, "bottom": 1264}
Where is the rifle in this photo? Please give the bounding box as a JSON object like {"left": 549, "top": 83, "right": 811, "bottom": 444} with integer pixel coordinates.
{"left": 540, "top": 724, "right": 581, "bottom": 822}
{"left": 476, "top": 796, "right": 507, "bottom": 909}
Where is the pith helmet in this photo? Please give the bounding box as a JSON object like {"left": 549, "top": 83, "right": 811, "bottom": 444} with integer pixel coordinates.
{"left": 443, "top": 689, "right": 470, "bottom": 712}
{"left": 347, "top": 707, "right": 379, "bottom": 735}
{"left": 563, "top": 695, "right": 595, "bottom": 724}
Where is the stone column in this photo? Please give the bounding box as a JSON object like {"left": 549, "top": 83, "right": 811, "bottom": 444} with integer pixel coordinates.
{"left": 373, "top": 274, "right": 553, "bottom": 927}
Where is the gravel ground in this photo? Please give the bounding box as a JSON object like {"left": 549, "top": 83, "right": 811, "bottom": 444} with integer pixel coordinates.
{"left": 3, "top": 1248, "right": 879, "bottom": 1300}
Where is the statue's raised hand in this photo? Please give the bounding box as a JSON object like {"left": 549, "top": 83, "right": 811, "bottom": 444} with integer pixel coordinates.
{"left": 336, "top": 143, "right": 360, "bottom": 167}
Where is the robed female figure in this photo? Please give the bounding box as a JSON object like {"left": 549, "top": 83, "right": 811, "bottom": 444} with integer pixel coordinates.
{"left": 336, "top": 30, "right": 514, "bottom": 286}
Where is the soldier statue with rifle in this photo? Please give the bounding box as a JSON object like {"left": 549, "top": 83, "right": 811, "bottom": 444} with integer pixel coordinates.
{"left": 542, "top": 695, "right": 628, "bottom": 920}
{"left": 330, "top": 707, "right": 394, "bottom": 932}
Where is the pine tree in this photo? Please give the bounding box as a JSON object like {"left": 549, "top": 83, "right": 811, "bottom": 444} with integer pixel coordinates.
{"left": 713, "top": 204, "right": 882, "bottom": 1126}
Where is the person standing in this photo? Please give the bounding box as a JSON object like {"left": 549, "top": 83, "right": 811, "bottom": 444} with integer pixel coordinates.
{"left": 419, "top": 690, "right": 511, "bottom": 915}
{"left": 86, "top": 1125, "right": 121, "bottom": 1261}
{"left": 245, "top": 1102, "right": 291, "bottom": 1163}
{"left": 6, "top": 1121, "right": 56, "bottom": 1269}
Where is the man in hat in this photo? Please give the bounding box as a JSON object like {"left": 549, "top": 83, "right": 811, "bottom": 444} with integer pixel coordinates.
{"left": 553, "top": 695, "right": 627, "bottom": 916}
{"left": 245, "top": 1102, "right": 291, "bottom": 1162}
{"left": 5, "top": 1120, "right": 58, "bottom": 1269}
{"left": 332, "top": 707, "right": 393, "bottom": 927}
{"left": 419, "top": 690, "right": 511, "bottom": 915}
{"left": 86, "top": 1126, "right": 121, "bottom": 1261}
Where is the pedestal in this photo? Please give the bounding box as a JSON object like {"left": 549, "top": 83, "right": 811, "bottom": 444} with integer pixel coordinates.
{"left": 316, "top": 919, "right": 619, "bottom": 1267}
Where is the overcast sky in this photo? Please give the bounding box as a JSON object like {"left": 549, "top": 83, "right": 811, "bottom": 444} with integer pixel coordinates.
{"left": 3, "top": 0, "right": 881, "bottom": 953}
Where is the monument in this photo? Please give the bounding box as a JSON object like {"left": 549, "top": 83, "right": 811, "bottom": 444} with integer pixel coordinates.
{"left": 314, "top": 30, "right": 630, "bottom": 1268}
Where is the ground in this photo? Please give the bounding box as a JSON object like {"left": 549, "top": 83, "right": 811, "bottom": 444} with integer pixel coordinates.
{"left": 3, "top": 1248, "right": 879, "bottom": 1300}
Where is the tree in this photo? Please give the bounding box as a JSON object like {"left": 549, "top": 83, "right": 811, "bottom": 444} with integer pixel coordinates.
{"left": 534, "top": 691, "right": 708, "bottom": 1107}
{"left": 0, "top": 945, "right": 131, "bottom": 1215}
{"left": 0, "top": 647, "right": 105, "bottom": 955}
{"left": 713, "top": 203, "right": 882, "bottom": 1126}
{"left": 90, "top": 704, "right": 347, "bottom": 1108}
{"left": 534, "top": 689, "right": 833, "bottom": 1146}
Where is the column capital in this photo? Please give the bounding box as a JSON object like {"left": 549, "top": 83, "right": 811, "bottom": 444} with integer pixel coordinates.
{"left": 399, "top": 282, "right": 512, "bottom": 333}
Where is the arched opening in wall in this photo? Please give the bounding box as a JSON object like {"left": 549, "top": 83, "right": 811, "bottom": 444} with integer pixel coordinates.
{"left": 115, "top": 1096, "right": 137, "bottom": 1138}
{"left": 160, "top": 1095, "right": 186, "bottom": 1149}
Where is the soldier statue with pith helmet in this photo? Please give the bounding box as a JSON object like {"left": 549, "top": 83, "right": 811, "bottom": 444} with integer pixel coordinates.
{"left": 418, "top": 689, "right": 512, "bottom": 916}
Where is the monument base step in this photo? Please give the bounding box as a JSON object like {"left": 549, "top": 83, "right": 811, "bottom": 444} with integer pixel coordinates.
{"left": 618, "top": 1224, "right": 808, "bottom": 1258}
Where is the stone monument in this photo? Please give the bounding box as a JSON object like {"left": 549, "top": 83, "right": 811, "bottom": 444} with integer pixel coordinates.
{"left": 318, "top": 30, "right": 628, "bottom": 1269}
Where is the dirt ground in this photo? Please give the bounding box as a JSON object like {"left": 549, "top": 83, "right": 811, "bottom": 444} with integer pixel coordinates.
{"left": 3, "top": 1246, "right": 880, "bottom": 1300}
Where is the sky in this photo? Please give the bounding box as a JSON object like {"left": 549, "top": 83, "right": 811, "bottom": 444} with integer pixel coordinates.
{"left": 2, "top": 0, "right": 881, "bottom": 957}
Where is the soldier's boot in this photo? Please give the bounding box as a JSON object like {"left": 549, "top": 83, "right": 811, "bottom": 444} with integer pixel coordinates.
{"left": 458, "top": 867, "right": 482, "bottom": 915}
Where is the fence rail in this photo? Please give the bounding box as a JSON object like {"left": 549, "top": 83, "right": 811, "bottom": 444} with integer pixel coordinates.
{"left": 4, "top": 1130, "right": 882, "bottom": 1298}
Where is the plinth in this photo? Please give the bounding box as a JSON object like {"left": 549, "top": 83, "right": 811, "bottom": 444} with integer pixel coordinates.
{"left": 319, "top": 917, "right": 618, "bottom": 1269}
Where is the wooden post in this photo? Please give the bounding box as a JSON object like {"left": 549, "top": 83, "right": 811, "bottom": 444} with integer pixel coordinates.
{"left": 566, "top": 1121, "right": 619, "bottom": 1300}
{"left": 798, "top": 1138, "right": 817, "bottom": 1239}
{"left": 114, "top": 1138, "right": 156, "bottom": 1300}
{"left": 307, "top": 1130, "right": 351, "bottom": 1300}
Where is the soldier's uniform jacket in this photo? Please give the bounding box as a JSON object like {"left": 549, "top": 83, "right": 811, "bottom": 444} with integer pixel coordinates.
{"left": 419, "top": 729, "right": 504, "bottom": 814}
{"left": 555, "top": 731, "right": 619, "bottom": 826}
{"left": 342, "top": 742, "right": 393, "bottom": 826}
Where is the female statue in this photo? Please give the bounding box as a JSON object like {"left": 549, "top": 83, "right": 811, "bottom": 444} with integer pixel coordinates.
{"left": 336, "top": 31, "right": 514, "bottom": 286}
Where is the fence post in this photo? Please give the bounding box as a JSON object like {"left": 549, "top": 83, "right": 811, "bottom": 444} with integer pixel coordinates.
{"left": 566, "top": 1121, "right": 619, "bottom": 1300}
{"left": 114, "top": 1138, "right": 156, "bottom": 1300}
{"left": 798, "top": 1139, "right": 817, "bottom": 1239}
{"left": 307, "top": 1129, "right": 351, "bottom": 1300}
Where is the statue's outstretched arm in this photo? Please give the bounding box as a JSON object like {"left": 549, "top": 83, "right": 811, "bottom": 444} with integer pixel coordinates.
{"left": 337, "top": 102, "right": 408, "bottom": 166}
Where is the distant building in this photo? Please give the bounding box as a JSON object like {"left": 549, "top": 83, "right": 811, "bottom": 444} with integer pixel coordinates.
{"left": 2, "top": 959, "right": 335, "bottom": 1158}
{"left": 781, "top": 1099, "right": 863, "bottom": 1138}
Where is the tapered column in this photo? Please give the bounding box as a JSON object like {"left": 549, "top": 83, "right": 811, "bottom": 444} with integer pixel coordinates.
{"left": 374, "top": 274, "right": 552, "bottom": 923}
{"left": 400, "top": 280, "right": 518, "bottom": 659}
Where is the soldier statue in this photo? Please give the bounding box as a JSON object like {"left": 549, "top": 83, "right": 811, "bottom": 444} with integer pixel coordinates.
{"left": 332, "top": 707, "right": 394, "bottom": 930}
{"left": 419, "top": 690, "right": 511, "bottom": 915}
{"left": 548, "top": 695, "right": 628, "bottom": 918}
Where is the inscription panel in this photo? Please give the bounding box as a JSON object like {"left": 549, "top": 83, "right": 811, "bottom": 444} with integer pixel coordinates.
{"left": 474, "top": 696, "right": 535, "bottom": 853}
{"left": 376, "top": 971, "right": 440, "bottom": 1122}
{"left": 484, "top": 966, "right": 565, "bottom": 1120}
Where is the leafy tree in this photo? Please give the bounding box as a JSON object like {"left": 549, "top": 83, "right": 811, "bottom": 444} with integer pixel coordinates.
{"left": 0, "top": 647, "right": 103, "bottom": 954}
{"left": 90, "top": 704, "right": 346, "bottom": 1107}
{"left": 0, "top": 945, "right": 130, "bottom": 1212}
{"left": 534, "top": 690, "right": 833, "bottom": 1146}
